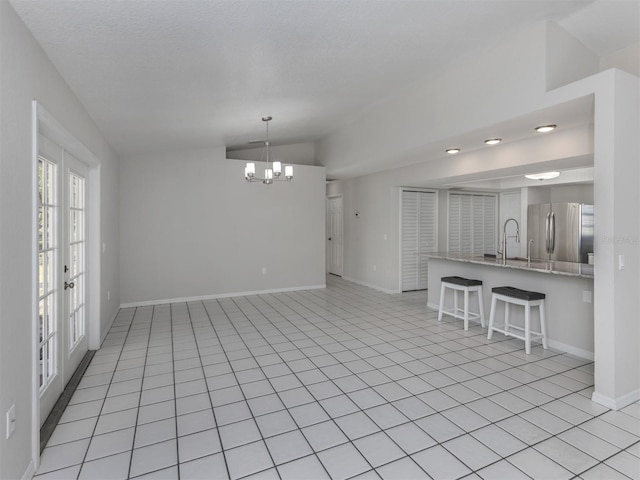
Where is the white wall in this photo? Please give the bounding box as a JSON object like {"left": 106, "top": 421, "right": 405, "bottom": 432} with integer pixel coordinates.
{"left": 600, "top": 41, "right": 640, "bottom": 77}
{"left": 427, "top": 258, "right": 595, "bottom": 358}
{"left": 321, "top": 20, "right": 640, "bottom": 408}
{"left": 120, "top": 148, "right": 326, "bottom": 305}
{"left": 526, "top": 184, "right": 594, "bottom": 204}
{"left": 589, "top": 69, "right": 640, "bottom": 409}
{"left": 325, "top": 125, "right": 593, "bottom": 293}
{"left": 317, "top": 23, "right": 549, "bottom": 178}
{"left": 549, "top": 184, "right": 594, "bottom": 204}
{"left": 228, "top": 142, "right": 316, "bottom": 166}
{"left": 0, "top": 3, "right": 120, "bottom": 479}
{"left": 545, "top": 21, "right": 599, "bottom": 91}
{"left": 319, "top": 22, "right": 596, "bottom": 292}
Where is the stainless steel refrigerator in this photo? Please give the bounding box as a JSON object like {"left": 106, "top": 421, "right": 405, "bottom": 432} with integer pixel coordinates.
{"left": 527, "top": 203, "right": 593, "bottom": 263}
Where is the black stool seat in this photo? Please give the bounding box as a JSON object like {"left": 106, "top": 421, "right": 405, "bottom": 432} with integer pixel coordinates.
{"left": 492, "top": 286, "right": 545, "bottom": 301}
{"left": 441, "top": 276, "right": 483, "bottom": 287}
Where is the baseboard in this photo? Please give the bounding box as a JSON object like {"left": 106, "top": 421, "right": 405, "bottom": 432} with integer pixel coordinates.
{"left": 39, "top": 350, "right": 96, "bottom": 453}
{"left": 592, "top": 388, "right": 640, "bottom": 411}
{"left": 429, "top": 301, "right": 595, "bottom": 360}
{"left": 120, "top": 284, "right": 327, "bottom": 309}
{"left": 21, "top": 460, "right": 35, "bottom": 480}
{"left": 546, "top": 339, "right": 594, "bottom": 361}
{"left": 342, "top": 276, "right": 400, "bottom": 294}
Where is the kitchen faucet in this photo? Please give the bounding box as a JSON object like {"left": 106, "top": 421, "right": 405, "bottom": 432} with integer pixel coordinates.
{"left": 498, "top": 218, "right": 520, "bottom": 262}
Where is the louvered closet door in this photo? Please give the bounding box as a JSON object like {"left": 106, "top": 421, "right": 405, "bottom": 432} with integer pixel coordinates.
{"left": 448, "top": 192, "right": 497, "bottom": 256}
{"left": 401, "top": 190, "right": 436, "bottom": 292}
{"left": 482, "top": 196, "right": 497, "bottom": 254}
{"left": 460, "top": 195, "right": 473, "bottom": 254}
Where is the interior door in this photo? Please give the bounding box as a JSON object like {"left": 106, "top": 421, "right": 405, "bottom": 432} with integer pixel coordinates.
{"left": 37, "top": 136, "right": 89, "bottom": 426}
{"left": 401, "top": 190, "right": 436, "bottom": 292}
{"left": 327, "top": 196, "right": 343, "bottom": 276}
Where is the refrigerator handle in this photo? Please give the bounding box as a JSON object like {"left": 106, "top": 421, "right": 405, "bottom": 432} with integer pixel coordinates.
{"left": 550, "top": 212, "right": 556, "bottom": 253}
{"left": 545, "top": 212, "right": 551, "bottom": 253}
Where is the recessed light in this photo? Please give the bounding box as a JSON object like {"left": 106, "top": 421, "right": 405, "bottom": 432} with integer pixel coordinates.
{"left": 484, "top": 138, "right": 502, "bottom": 145}
{"left": 525, "top": 171, "right": 561, "bottom": 180}
{"left": 535, "top": 124, "right": 556, "bottom": 133}
{"left": 446, "top": 148, "right": 461, "bottom": 154}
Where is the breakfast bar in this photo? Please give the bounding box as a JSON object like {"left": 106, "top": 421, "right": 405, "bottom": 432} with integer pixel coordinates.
{"left": 425, "top": 253, "right": 594, "bottom": 359}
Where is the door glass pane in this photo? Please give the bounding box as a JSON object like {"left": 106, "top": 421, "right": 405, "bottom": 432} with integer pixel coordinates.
{"left": 38, "top": 299, "right": 45, "bottom": 344}
{"left": 68, "top": 172, "right": 86, "bottom": 350}
{"left": 38, "top": 157, "right": 58, "bottom": 391}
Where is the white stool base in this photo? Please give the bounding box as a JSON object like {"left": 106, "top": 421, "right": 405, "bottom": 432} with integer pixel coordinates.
{"left": 487, "top": 292, "right": 547, "bottom": 354}
{"left": 438, "top": 282, "right": 485, "bottom": 331}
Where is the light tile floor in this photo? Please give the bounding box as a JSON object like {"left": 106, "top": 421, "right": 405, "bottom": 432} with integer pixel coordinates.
{"left": 35, "top": 276, "right": 640, "bottom": 479}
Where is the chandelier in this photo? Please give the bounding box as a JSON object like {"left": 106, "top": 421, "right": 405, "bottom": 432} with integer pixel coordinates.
{"left": 244, "top": 116, "right": 293, "bottom": 184}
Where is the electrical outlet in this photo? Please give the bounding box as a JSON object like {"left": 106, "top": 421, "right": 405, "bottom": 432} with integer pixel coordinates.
{"left": 582, "top": 290, "right": 592, "bottom": 303}
{"left": 6, "top": 404, "right": 15, "bottom": 439}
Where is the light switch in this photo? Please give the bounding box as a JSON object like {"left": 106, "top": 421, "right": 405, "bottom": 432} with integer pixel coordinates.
{"left": 619, "top": 255, "right": 625, "bottom": 271}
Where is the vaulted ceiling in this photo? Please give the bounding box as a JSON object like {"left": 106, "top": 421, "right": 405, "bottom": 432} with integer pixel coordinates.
{"left": 9, "top": 0, "right": 639, "bottom": 165}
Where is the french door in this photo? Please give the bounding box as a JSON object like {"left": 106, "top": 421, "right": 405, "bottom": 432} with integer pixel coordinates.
{"left": 38, "top": 135, "right": 89, "bottom": 425}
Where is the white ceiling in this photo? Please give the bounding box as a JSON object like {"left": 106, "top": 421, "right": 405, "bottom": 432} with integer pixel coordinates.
{"left": 9, "top": 0, "right": 639, "bottom": 168}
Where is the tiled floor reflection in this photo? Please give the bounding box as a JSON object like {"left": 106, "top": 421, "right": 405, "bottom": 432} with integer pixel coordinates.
{"left": 35, "top": 276, "right": 640, "bottom": 479}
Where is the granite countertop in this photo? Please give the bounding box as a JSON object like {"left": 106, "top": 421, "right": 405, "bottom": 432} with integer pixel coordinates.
{"left": 423, "top": 252, "right": 594, "bottom": 279}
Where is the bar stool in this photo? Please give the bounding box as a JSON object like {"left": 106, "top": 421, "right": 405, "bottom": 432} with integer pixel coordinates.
{"left": 438, "top": 276, "right": 485, "bottom": 331}
{"left": 487, "top": 286, "right": 547, "bottom": 354}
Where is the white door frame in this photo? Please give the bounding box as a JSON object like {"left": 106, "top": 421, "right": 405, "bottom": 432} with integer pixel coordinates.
{"left": 31, "top": 102, "right": 101, "bottom": 468}
{"left": 326, "top": 194, "right": 343, "bottom": 276}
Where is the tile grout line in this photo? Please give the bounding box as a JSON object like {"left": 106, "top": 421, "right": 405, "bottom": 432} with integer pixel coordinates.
{"left": 35, "top": 277, "right": 639, "bottom": 480}
{"left": 71, "top": 307, "right": 139, "bottom": 479}
{"left": 126, "top": 305, "right": 154, "bottom": 479}
{"left": 185, "top": 300, "right": 232, "bottom": 480}
{"left": 237, "top": 294, "right": 419, "bottom": 479}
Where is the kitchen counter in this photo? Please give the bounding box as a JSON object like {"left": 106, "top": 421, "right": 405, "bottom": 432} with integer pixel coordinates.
{"left": 425, "top": 254, "right": 594, "bottom": 359}
{"left": 422, "top": 252, "right": 593, "bottom": 278}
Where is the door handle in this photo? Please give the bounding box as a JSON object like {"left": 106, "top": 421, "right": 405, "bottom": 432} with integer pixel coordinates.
{"left": 545, "top": 213, "right": 551, "bottom": 253}
{"left": 550, "top": 212, "right": 556, "bottom": 253}
{"left": 64, "top": 281, "right": 75, "bottom": 290}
